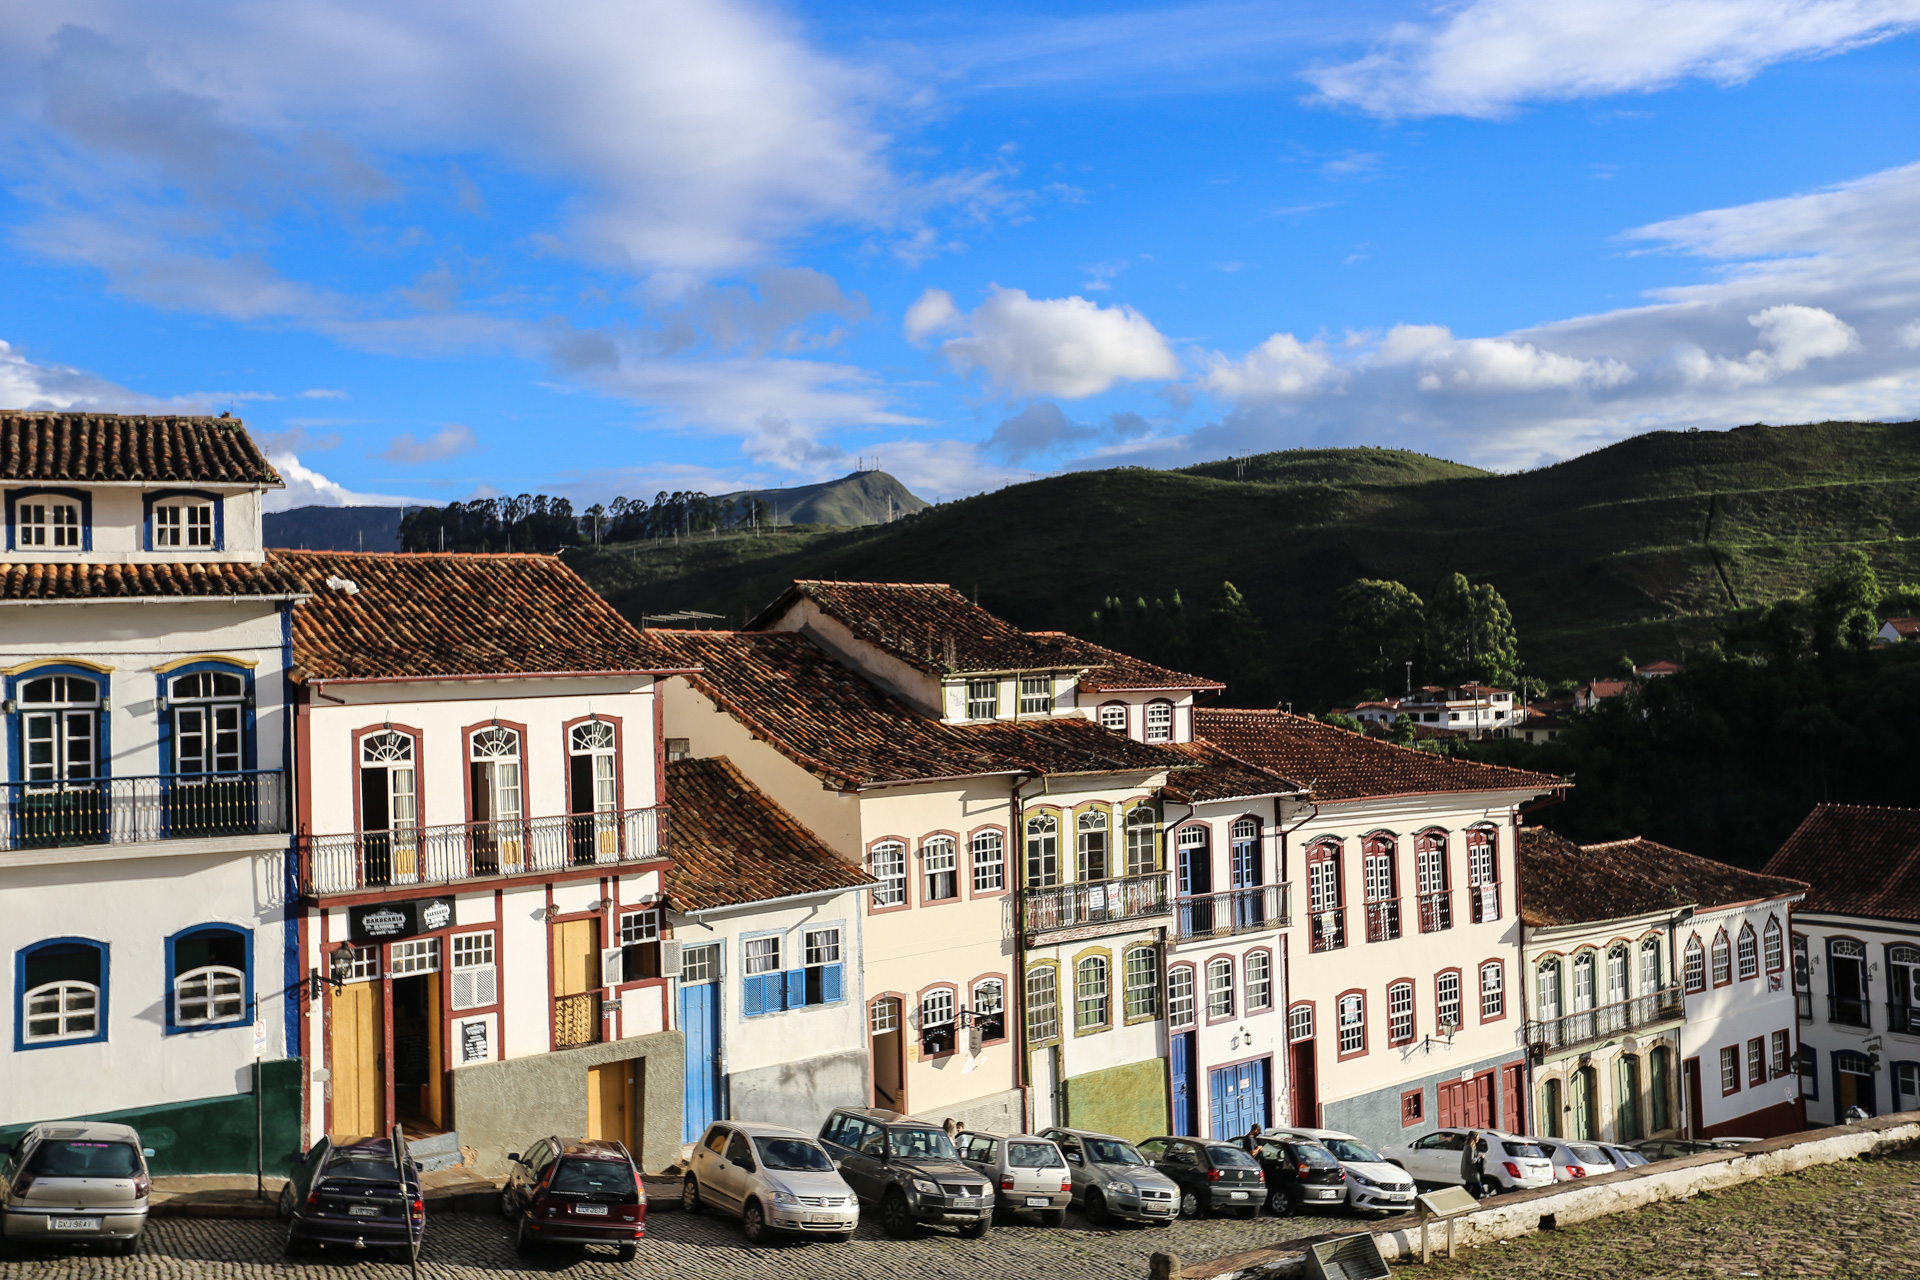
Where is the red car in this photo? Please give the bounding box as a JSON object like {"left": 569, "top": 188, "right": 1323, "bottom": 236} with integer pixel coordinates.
{"left": 500, "top": 1138, "right": 645, "bottom": 1261}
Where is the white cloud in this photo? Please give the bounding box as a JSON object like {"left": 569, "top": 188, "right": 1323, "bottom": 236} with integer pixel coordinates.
{"left": 0, "top": 338, "right": 176, "bottom": 411}
{"left": 929, "top": 286, "right": 1180, "bottom": 398}
{"left": 379, "top": 423, "right": 480, "bottom": 465}
{"left": 1368, "top": 326, "right": 1636, "bottom": 392}
{"left": 1199, "top": 332, "right": 1342, "bottom": 399}
{"left": 1309, "top": 0, "right": 1920, "bottom": 118}
{"left": 904, "top": 289, "right": 964, "bottom": 345}
{"left": 264, "top": 452, "right": 416, "bottom": 512}
{"left": 1900, "top": 319, "right": 1920, "bottom": 349}
{"left": 1669, "top": 304, "right": 1858, "bottom": 386}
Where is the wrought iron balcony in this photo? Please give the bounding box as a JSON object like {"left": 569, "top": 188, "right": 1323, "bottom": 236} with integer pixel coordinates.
{"left": 1365, "top": 899, "right": 1402, "bottom": 943}
{"left": 1417, "top": 890, "right": 1453, "bottom": 933}
{"left": 1888, "top": 1002, "right": 1920, "bottom": 1035}
{"left": 1308, "top": 908, "right": 1346, "bottom": 952}
{"left": 1525, "top": 986, "right": 1685, "bottom": 1057}
{"left": 0, "top": 771, "right": 289, "bottom": 852}
{"left": 1174, "top": 884, "right": 1291, "bottom": 942}
{"left": 300, "top": 806, "right": 667, "bottom": 896}
{"left": 1022, "top": 872, "right": 1170, "bottom": 937}
{"left": 1828, "top": 994, "right": 1872, "bottom": 1028}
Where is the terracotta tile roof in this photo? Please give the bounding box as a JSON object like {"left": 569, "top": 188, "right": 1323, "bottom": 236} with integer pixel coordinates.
{"left": 1195, "top": 708, "right": 1566, "bottom": 804}
{"left": 0, "top": 558, "right": 307, "bottom": 602}
{"left": 273, "top": 550, "right": 675, "bottom": 682}
{"left": 0, "top": 412, "right": 281, "bottom": 485}
{"left": 1026, "top": 633, "right": 1224, "bottom": 693}
{"left": 1762, "top": 804, "right": 1920, "bottom": 924}
{"left": 752, "top": 580, "right": 1088, "bottom": 675}
{"left": 1882, "top": 618, "right": 1920, "bottom": 639}
{"left": 1519, "top": 828, "right": 1806, "bottom": 928}
{"left": 663, "top": 756, "right": 874, "bottom": 911}
{"left": 648, "top": 628, "right": 1195, "bottom": 791}
{"left": 1159, "top": 740, "right": 1304, "bottom": 804}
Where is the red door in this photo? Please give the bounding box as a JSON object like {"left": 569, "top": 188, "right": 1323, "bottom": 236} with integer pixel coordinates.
{"left": 1684, "top": 1057, "right": 1704, "bottom": 1138}
{"left": 1437, "top": 1079, "right": 1460, "bottom": 1128}
{"left": 1501, "top": 1063, "right": 1525, "bottom": 1132}
{"left": 1472, "top": 1071, "right": 1495, "bottom": 1128}
{"left": 1289, "top": 1040, "right": 1318, "bottom": 1127}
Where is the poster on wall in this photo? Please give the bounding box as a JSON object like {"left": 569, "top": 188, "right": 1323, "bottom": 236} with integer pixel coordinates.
{"left": 349, "top": 897, "right": 455, "bottom": 942}
{"left": 461, "top": 1019, "right": 490, "bottom": 1064}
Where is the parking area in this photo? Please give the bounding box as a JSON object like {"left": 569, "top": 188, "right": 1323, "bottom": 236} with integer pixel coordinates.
{"left": 0, "top": 1198, "right": 1359, "bottom": 1280}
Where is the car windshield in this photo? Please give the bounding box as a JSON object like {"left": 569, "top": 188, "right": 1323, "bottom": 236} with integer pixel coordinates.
{"left": 1087, "top": 1139, "right": 1146, "bottom": 1166}
{"left": 1502, "top": 1142, "right": 1546, "bottom": 1159}
{"left": 1620, "top": 1149, "right": 1649, "bottom": 1165}
{"left": 1294, "top": 1144, "right": 1341, "bottom": 1168}
{"left": 887, "top": 1129, "right": 957, "bottom": 1161}
{"left": 1321, "top": 1138, "right": 1385, "bottom": 1164}
{"left": 756, "top": 1138, "right": 836, "bottom": 1173}
{"left": 325, "top": 1152, "right": 409, "bottom": 1184}
{"left": 549, "top": 1157, "right": 636, "bottom": 1198}
{"left": 1566, "top": 1144, "right": 1608, "bottom": 1165}
{"left": 1008, "top": 1142, "right": 1064, "bottom": 1168}
{"left": 1210, "top": 1146, "right": 1257, "bottom": 1168}
{"left": 26, "top": 1141, "right": 141, "bottom": 1179}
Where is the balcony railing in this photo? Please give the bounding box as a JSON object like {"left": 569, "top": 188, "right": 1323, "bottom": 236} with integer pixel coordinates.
{"left": 1889, "top": 1003, "right": 1920, "bottom": 1035}
{"left": 1365, "top": 899, "right": 1401, "bottom": 943}
{"left": 1417, "top": 891, "right": 1453, "bottom": 933}
{"left": 1, "top": 772, "right": 289, "bottom": 852}
{"left": 300, "top": 806, "right": 667, "bottom": 896}
{"left": 1308, "top": 908, "right": 1346, "bottom": 952}
{"left": 1022, "top": 872, "right": 1169, "bottom": 936}
{"left": 1828, "top": 994, "right": 1872, "bottom": 1028}
{"left": 1525, "top": 986, "right": 1685, "bottom": 1056}
{"left": 1175, "top": 884, "right": 1290, "bottom": 942}
{"left": 553, "top": 993, "right": 600, "bottom": 1049}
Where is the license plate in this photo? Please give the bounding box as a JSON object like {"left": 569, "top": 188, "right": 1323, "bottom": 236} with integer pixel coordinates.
{"left": 573, "top": 1204, "right": 608, "bottom": 1216}
{"left": 348, "top": 1205, "right": 381, "bottom": 1218}
{"left": 1312, "top": 1189, "right": 1338, "bottom": 1199}
{"left": 807, "top": 1213, "right": 839, "bottom": 1223}
{"left": 1230, "top": 1191, "right": 1248, "bottom": 1200}
{"left": 50, "top": 1218, "right": 99, "bottom": 1231}
{"left": 1024, "top": 1196, "right": 1051, "bottom": 1207}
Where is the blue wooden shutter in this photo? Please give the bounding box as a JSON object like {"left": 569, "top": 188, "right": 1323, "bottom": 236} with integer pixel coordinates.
{"left": 743, "top": 972, "right": 766, "bottom": 1017}
{"left": 822, "top": 963, "right": 844, "bottom": 1004}
{"left": 785, "top": 968, "right": 806, "bottom": 1010}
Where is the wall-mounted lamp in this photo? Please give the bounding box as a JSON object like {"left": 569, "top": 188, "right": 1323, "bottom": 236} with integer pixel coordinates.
{"left": 1, "top": 699, "right": 15, "bottom": 715}
{"left": 308, "top": 948, "right": 352, "bottom": 999}
{"left": 588, "top": 898, "right": 614, "bottom": 913}
{"left": 157, "top": 695, "right": 170, "bottom": 714}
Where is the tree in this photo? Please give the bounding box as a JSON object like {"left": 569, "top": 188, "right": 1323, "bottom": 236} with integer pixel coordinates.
{"left": 1811, "top": 549, "right": 1883, "bottom": 654}
{"left": 1320, "top": 712, "right": 1364, "bottom": 733}
{"left": 1193, "top": 581, "right": 1271, "bottom": 701}
{"left": 1326, "top": 579, "right": 1426, "bottom": 694}
{"left": 1427, "top": 573, "right": 1521, "bottom": 688}
{"left": 1087, "top": 591, "right": 1192, "bottom": 674}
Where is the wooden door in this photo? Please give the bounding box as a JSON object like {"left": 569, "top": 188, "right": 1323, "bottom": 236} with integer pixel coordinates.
{"left": 1501, "top": 1062, "right": 1525, "bottom": 1133}
{"left": 1288, "top": 1040, "right": 1317, "bottom": 1128}
{"left": 422, "top": 971, "right": 445, "bottom": 1128}
{"left": 1683, "top": 1057, "right": 1703, "bottom": 1138}
{"left": 586, "top": 1061, "right": 632, "bottom": 1145}
{"left": 1437, "top": 1078, "right": 1460, "bottom": 1129}
{"left": 555, "top": 919, "right": 600, "bottom": 995}
{"left": 331, "top": 980, "right": 385, "bottom": 1137}
{"left": 1472, "top": 1070, "right": 1495, "bottom": 1129}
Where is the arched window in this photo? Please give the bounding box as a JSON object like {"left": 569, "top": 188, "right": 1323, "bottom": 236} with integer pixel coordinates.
{"left": 972, "top": 979, "right": 1006, "bottom": 1042}
{"left": 1230, "top": 818, "right": 1260, "bottom": 888}
{"left": 1683, "top": 936, "right": 1705, "bottom": 993}
{"left": 1639, "top": 936, "right": 1663, "bottom": 995}
{"left": 1415, "top": 830, "right": 1451, "bottom": 932}
{"left": 1124, "top": 946, "right": 1159, "bottom": 1020}
{"left": 1829, "top": 937, "right": 1870, "bottom": 1026}
{"left": 169, "top": 669, "right": 246, "bottom": 776}
{"left": 1466, "top": 827, "right": 1500, "bottom": 921}
{"left": 1435, "top": 971, "right": 1461, "bottom": 1031}
{"left": 567, "top": 719, "right": 618, "bottom": 864}
{"left": 355, "top": 729, "right": 417, "bottom": 888}
{"left": 1287, "top": 1003, "right": 1314, "bottom": 1042}
{"left": 1606, "top": 943, "right": 1630, "bottom": 1027}
{"left": 18, "top": 939, "right": 105, "bottom": 1046}
{"left": 1098, "top": 703, "right": 1129, "bottom": 733}
{"left": 1145, "top": 700, "right": 1174, "bottom": 743}
{"left": 1710, "top": 930, "right": 1731, "bottom": 986}
{"left": 469, "top": 725, "right": 523, "bottom": 826}
{"left": 1025, "top": 965, "right": 1060, "bottom": 1044}
{"left": 1337, "top": 992, "right": 1366, "bottom": 1056}
{"left": 1736, "top": 924, "right": 1759, "bottom": 981}
{"left": 1246, "top": 951, "right": 1272, "bottom": 1011}
{"left": 168, "top": 925, "right": 250, "bottom": 1029}
{"left": 920, "top": 987, "right": 957, "bottom": 1056}
{"left": 870, "top": 842, "right": 907, "bottom": 907}
{"left": 971, "top": 829, "right": 1005, "bottom": 893}
{"left": 20, "top": 672, "right": 101, "bottom": 784}
{"left": 1307, "top": 839, "right": 1344, "bottom": 951}
{"left": 1026, "top": 813, "right": 1060, "bottom": 888}
{"left": 1572, "top": 950, "right": 1597, "bottom": 1011}
{"left": 1387, "top": 980, "right": 1415, "bottom": 1045}
{"left": 1206, "top": 958, "right": 1235, "bottom": 1019}
{"left": 1125, "top": 806, "right": 1159, "bottom": 876}
{"left": 1168, "top": 965, "right": 1197, "bottom": 1027}
{"left": 1076, "top": 809, "right": 1110, "bottom": 882}
{"left": 1363, "top": 834, "right": 1400, "bottom": 942}
{"left": 922, "top": 836, "right": 959, "bottom": 901}
{"left": 1479, "top": 961, "right": 1504, "bottom": 1020}
{"left": 1764, "top": 917, "right": 1784, "bottom": 973}
{"left": 1890, "top": 944, "right": 1920, "bottom": 1035}
{"left": 1075, "top": 955, "right": 1111, "bottom": 1031}
{"left": 1537, "top": 958, "right": 1563, "bottom": 1021}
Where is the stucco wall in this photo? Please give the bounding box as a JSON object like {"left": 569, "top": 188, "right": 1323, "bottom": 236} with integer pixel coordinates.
{"left": 1065, "top": 1058, "right": 1170, "bottom": 1142}
{"left": 449, "top": 1031, "right": 683, "bottom": 1176}
{"left": 1677, "top": 897, "right": 1802, "bottom": 1133}
{"left": 913, "top": 1085, "right": 1025, "bottom": 1136}
{"left": 730, "top": 1049, "right": 869, "bottom": 1129}
{"left": 1322, "top": 1051, "right": 1522, "bottom": 1152}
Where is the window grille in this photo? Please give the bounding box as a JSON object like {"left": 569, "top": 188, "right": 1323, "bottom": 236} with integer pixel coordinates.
{"left": 1018, "top": 676, "right": 1053, "bottom": 715}
{"left": 1124, "top": 947, "right": 1158, "bottom": 1020}
{"left": 1207, "top": 959, "right": 1235, "bottom": 1019}
{"left": 971, "top": 830, "right": 1005, "bottom": 892}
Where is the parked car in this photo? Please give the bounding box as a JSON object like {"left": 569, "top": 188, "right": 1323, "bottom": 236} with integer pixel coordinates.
{"left": 280, "top": 1135, "right": 423, "bottom": 1260}
{"left": 1039, "top": 1127, "right": 1179, "bottom": 1226}
{"left": 1534, "top": 1139, "right": 1616, "bottom": 1181}
{"left": 1247, "top": 1136, "right": 1345, "bottom": 1215}
{"left": 818, "top": 1108, "right": 992, "bottom": 1239}
{"left": 682, "top": 1122, "right": 856, "bottom": 1244}
{"left": 1629, "top": 1136, "right": 1754, "bottom": 1162}
{"left": 1597, "top": 1144, "right": 1650, "bottom": 1173}
{"left": 1379, "top": 1129, "right": 1554, "bottom": 1192}
{"left": 0, "top": 1123, "right": 151, "bottom": 1257}
{"left": 1135, "top": 1137, "right": 1265, "bottom": 1219}
{"left": 956, "top": 1131, "right": 1072, "bottom": 1226}
{"left": 1265, "top": 1128, "right": 1416, "bottom": 1214}
{"left": 500, "top": 1137, "right": 646, "bottom": 1259}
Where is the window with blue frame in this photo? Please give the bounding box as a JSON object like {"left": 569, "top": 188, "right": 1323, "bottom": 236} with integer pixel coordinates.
{"left": 166, "top": 925, "right": 251, "bottom": 1031}
{"left": 7, "top": 488, "right": 89, "bottom": 551}
{"left": 741, "top": 927, "right": 845, "bottom": 1016}
{"left": 17, "top": 938, "right": 107, "bottom": 1048}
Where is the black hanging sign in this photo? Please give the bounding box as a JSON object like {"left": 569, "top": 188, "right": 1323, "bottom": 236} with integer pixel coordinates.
{"left": 349, "top": 897, "right": 455, "bottom": 942}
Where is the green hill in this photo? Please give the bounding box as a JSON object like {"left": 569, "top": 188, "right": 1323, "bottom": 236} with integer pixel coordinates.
{"left": 718, "top": 470, "right": 927, "bottom": 527}
{"left": 572, "top": 420, "right": 1920, "bottom": 700}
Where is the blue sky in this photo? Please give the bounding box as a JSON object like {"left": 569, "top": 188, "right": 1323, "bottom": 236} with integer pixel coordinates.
{"left": 3, "top": 1, "right": 1920, "bottom": 509}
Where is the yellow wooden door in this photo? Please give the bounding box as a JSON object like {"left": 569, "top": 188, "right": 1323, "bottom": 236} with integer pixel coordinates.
{"left": 585, "top": 1061, "right": 630, "bottom": 1144}
{"left": 331, "top": 980, "right": 384, "bottom": 1138}
{"left": 554, "top": 919, "right": 600, "bottom": 995}
{"left": 422, "top": 971, "right": 445, "bottom": 1128}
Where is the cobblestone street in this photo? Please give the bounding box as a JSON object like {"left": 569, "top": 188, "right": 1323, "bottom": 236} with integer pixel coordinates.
{"left": 0, "top": 1200, "right": 1341, "bottom": 1280}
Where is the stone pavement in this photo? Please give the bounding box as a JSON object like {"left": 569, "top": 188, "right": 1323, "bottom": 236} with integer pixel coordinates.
{"left": 0, "top": 1197, "right": 1343, "bottom": 1279}
{"left": 1411, "top": 1151, "right": 1920, "bottom": 1278}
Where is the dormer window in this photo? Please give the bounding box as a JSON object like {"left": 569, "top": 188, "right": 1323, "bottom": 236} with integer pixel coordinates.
{"left": 1018, "top": 676, "right": 1052, "bottom": 715}
{"left": 154, "top": 497, "right": 214, "bottom": 548}
{"left": 8, "top": 490, "right": 89, "bottom": 552}
{"left": 967, "top": 679, "right": 999, "bottom": 720}
{"left": 1145, "top": 700, "right": 1174, "bottom": 743}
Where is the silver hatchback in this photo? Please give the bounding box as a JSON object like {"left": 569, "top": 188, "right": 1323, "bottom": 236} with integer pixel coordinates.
{"left": 683, "top": 1122, "right": 859, "bottom": 1245}
{"left": 1039, "top": 1127, "right": 1180, "bottom": 1227}
{"left": 0, "top": 1122, "right": 151, "bottom": 1256}
{"left": 957, "top": 1132, "right": 1072, "bottom": 1226}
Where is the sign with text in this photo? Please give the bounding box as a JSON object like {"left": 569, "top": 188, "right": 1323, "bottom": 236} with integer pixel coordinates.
{"left": 461, "top": 1019, "right": 489, "bottom": 1064}
{"left": 349, "top": 897, "right": 455, "bottom": 942}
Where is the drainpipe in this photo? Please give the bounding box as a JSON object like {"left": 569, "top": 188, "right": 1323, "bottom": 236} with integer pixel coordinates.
{"left": 1012, "top": 771, "right": 1046, "bottom": 1129}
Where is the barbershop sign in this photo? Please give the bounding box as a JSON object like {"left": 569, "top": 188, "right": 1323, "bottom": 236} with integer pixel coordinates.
{"left": 349, "top": 896, "right": 454, "bottom": 942}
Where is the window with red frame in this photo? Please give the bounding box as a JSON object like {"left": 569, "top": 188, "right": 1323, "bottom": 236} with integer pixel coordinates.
{"left": 1387, "top": 981, "right": 1414, "bottom": 1045}
{"left": 1466, "top": 827, "right": 1500, "bottom": 922}
{"left": 1415, "top": 831, "right": 1452, "bottom": 932}
{"left": 1363, "top": 835, "right": 1400, "bottom": 942}
{"left": 1308, "top": 841, "right": 1345, "bottom": 951}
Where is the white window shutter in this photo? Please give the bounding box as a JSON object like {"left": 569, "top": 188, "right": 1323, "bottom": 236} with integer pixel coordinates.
{"left": 601, "top": 947, "right": 624, "bottom": 987}
{"left": 451, "top": 969, "right": 474, "bottom": 1010}
{"left": 661, "top": 940, "right": 683, "bottom": 978}
{"left": 475, "top": 964, "right": 497, "bottom": 1008}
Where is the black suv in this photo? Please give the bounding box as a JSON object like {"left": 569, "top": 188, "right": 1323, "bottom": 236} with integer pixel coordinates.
{"left": 818, "top": 1108, "right": 993, "bottom": 1239}
{"left": 1250, "top": 1137, "right": 1345, "bottom": 1215}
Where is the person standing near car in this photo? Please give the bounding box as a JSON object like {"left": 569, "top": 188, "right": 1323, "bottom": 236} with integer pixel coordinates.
{"left": 1460, "top": 1130, "right": 1485, "bottom": 1199}
{"left": 1241, "top": 1124, "right": 1263, "bottom": 1155}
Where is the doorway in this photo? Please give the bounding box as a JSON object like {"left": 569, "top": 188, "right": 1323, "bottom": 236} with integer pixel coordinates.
{"left": 1835, "top": 1051, "right": 1875, "bottom": 1117}
{"left": 1171, "top": 1031, "right": 1197, "bottom": 1136}
{"left": 1615, "top": 1055, "right": 1643, "bottom": 1142}
{"left": 588, "top": 1059, "right": 640, "bottom": 1152}
{"left": 391, "top": 970, "right": 445, "bottom": 1131}
{"left": 331, "top": 978, "right": 385, "bottom": 1137}
{"left": 1177, "top": 828, "right": 1213, "bottom": 936}
{"left": 1683, "top": 1057, "right": 1704, "bottom": 1138}
{"left": 552, "top": 917, "right": 601, "bottom": 1050}
{"left": 680, "top": 943, "right": 721, "bottom": 1142}
{"left": 1288, "top": 1039, "right": 1317, "bottom": 1128}
{"left": 870, "top": 997, "right": 904, "bottom": 1111}
{"left": 1501, "top": 1062, "right": 1525, "bottom": 1133}
{"left": 1209, "top": 1059, "right": 1268, "bottom": 1140}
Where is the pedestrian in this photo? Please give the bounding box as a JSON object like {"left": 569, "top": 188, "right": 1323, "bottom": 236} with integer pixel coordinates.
{"left": 942, "top": 1117, "right": 957, "bottom": 1140}
{"left": 1461, "top": 1129, "right": 1485, "bottom": 1199}
{"left": 1242, "top": 1123, "right": 1264, "bottom": 1154}
{"left": 954, "top": 1121, "right": 966, "bottom": 1142}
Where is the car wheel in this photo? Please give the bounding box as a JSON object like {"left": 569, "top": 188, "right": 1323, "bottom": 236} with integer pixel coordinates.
{"left": 880, "top": 1190, "right": 917, "bottom": 1240}
{"left": 617, "top": 1242, "right": 637, "bottom": 1262}
{"left": 1266, "top": 1189, "right": 1292, "bottom": 1216}
{"left": 499, "top": 1187, "right": 516, "bottom": 1218}
{"left": 680, "top": 1176, "right": 703, "bottom": 1215}
{"left": 277, "top": 1183, "right": 297, "bottom": 1223}
{"left": 958, "top": 1217, "right": 990, "bottom": 1240}
{"left": 515, "top": 1213, "right": 539, "bottom": 1256}
{"left": 1084, "top": 1189, "right": 1110, "bottom": 1226}
{"left": 743, "top": 1201, "right": 769, "bottom": 1246}
{"left": 282, "top": 1229, "right": 306, "bottom": 1257}
{"left": 1041, "top": 1208, "right": 1067, "bottom": 1229}
{"left": 1179, "top": 1189, "right": 1204, "bottom": 1220}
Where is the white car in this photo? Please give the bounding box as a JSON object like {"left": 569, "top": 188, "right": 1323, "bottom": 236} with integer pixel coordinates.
{"left": 1265, "top": 1128, "right": 1416, "bottom": 1214}
{"left": 1596, "top": 1144, "right": 1649, "bottom": 1173}
{"left": 683, "top": 1122, "right": 860, "bottom": 1244}
{"left": 1534, "top": 1139, "right": 1616, "bottom": 1182}
{"left": 1378, "top": 1128, "right": 1554, "bottom": 1192}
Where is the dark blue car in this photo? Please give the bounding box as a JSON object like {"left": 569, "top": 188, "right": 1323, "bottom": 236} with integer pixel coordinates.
{"left": 279, "top": 1136, "right": 424, "bottom": 1260}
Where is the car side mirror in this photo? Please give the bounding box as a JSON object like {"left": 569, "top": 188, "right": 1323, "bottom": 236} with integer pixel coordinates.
{"left": 507, "top": 1153, "right": 521, "bottom": 1165}
{"left": 740, "top": 1158, "right": 755, "bottom": 1173}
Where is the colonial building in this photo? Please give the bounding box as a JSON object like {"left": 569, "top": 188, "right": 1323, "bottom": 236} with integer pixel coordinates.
{"left": 278, "top": 550, "right": 683, "bottom": 1175}
{"left": 660, "top": 755, "right": 874, "bottom": 1137}
{"left": 1517, "top": 831, "right": 1806, "bottom": 1145}
{"left": 1763, "top": 804, "right": 1920, "bottom": 1123}
{"left": 1196, "top": 710, "right": 1565, "bottom": 1150}
{"left": 0, "top": 412, "right": 301, "bottom": 1173}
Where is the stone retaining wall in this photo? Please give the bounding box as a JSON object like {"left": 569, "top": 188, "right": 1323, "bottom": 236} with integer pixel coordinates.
{"left": 1155, "top": 1110, "right": 1920, "bottom": 1280}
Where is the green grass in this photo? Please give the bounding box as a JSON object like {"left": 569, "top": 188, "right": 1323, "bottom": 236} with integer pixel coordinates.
{"left": 572, "top": 420, "right": 1920, "bottom": 692}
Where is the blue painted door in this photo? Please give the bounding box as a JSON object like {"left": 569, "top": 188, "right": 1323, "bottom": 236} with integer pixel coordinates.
{"left": 1210, "top": 1059, "right": 1270, "bottom": 1140}
{"left": 680, "top": 959, "right": 722, "bottom": 1143}
{"left": 1171, "top": 1031, "right": 1197, "bottom": 1136}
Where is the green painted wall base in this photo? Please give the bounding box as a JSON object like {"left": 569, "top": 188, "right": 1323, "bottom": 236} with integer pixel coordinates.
{"left": 0, "top": 1058, "right": 303, "bottom": 1177}
{"left": 1062, "top": 1059, "right": 1168, "bottom": 1143}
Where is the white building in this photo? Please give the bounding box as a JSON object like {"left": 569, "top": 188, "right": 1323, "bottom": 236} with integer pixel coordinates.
{"left": 0, "top": 412, "right": 299, "bottom": 1174}
{"left": 1397, "top": 686, "right": 1518, "bottom": 739}
{"left": 278, "top": 549, "right": 682, "bottom": 1174}
{"left": 1764, "top": 805, "right": 1920, "bottom": 1124}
